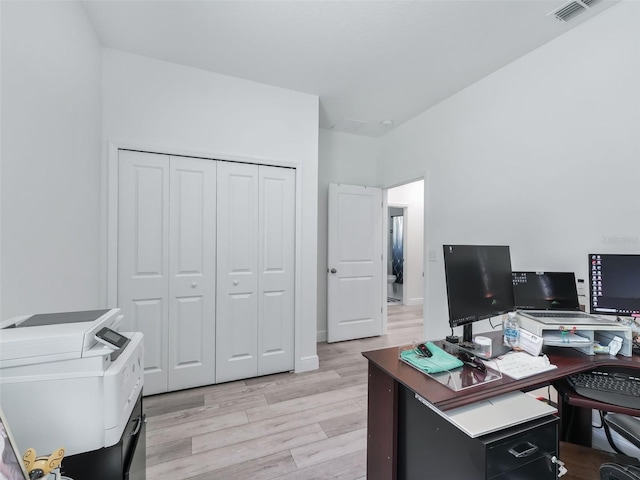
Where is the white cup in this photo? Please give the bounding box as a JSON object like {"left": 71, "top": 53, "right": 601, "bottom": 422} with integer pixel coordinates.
{"left": 474, "top": 336, "right": 492, "bottom": 359}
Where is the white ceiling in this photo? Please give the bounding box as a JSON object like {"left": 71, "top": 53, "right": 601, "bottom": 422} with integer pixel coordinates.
{"left": 82, "top": 0, "right": 616, "bottom": 137}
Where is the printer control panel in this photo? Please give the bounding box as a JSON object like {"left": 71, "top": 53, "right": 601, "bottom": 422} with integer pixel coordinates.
{"left": 95, "top": 327, "right": 131, "bottom": 361}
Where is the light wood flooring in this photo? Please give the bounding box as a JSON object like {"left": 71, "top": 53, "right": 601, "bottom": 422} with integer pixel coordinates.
{"left": 143, "top": 305, "right": 613, "bottom": 479}
{"left": 143, "top": 304, "right": 423, "bottom": 480}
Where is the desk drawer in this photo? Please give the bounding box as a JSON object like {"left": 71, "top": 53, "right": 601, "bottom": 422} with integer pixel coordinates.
{"left": 487, "top": 419, "right": 557, "bottom": 478}
{"left": 490, "top": 455, "right": 556, "bottom": 480}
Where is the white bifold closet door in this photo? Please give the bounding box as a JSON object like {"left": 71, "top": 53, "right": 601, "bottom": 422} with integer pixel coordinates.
{"left": 216, "top": 162, "right": 295, "bottom": 383}
{"left": 118, "top": 150, "right": 216, "bottom": 395}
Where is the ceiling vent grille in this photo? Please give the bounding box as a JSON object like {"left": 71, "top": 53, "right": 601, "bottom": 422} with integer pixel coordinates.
{"left": 549, "top": 0, "right": 601, "bottom": 22}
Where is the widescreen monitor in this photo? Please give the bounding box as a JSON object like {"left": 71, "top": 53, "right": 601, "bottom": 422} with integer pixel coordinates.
{"left": 443, "top": 245, "right": 515, "bottom": 343}
{"left": 590, "top": 254, "right": 640, "bottom": 317}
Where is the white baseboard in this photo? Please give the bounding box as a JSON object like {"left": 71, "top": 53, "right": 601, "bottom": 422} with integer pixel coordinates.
{"left": 316, "top": 329, "right": 327, "bottom": 343}
{"left": 295, "top": 354, "right": 319, "bottom": 373}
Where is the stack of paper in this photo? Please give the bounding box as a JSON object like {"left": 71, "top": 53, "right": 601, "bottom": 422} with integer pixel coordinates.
{"left": 486, "top": 351, "right": 557, "bottom": 380}
{"left": 542, "top": 331, "right": 591, "bottom": 346}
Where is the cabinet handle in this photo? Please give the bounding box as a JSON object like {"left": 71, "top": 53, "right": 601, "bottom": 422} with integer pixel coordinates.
{"left": 191, "top": 282, "right": 197, "bottom": 288}
{"left": 233, "top": 280, "right": 239, "bottom": 286}
{"left": 508, "top": 441, "right": 539, "bottom": 458}
{"left": 130, "top": 414, "right": 146, "bottom": 437}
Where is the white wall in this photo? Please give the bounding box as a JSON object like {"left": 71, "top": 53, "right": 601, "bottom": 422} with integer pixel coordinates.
{"left": 102, "top": 49, "right": 320, "bottom": 371}
{"left": 317, "top": 128, "right": 381, "bottom": 340}
{"left": 388, "top": 180, "right": 424, "bottom": 306}
{"left": 0, "top": 1, "right": 102, "bottom": 319}
{"left": 378, "top": 1, "right": 640, "bottom": 341}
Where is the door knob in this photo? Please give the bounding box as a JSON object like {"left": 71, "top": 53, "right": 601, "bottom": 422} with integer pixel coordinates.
{"left": 330, "top": 268, "right": 337, "bottom": 274}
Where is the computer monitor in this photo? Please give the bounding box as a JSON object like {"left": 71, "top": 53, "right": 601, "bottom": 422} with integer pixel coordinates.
{"left": 589, "top": 254, "right": 640, "bottom": 317}
{"left": 512, "top": 271, "right": 581, "bottom": 311}
{"left": 442, "top": 245, "right": 515, "bottom": 344}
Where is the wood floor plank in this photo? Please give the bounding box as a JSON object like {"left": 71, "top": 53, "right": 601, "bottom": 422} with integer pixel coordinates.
{"left": 203, "top": 370, "right": 342, "bottom": 405}
{"left": 275, "top": 449, "right": 367, "bottom": 480}
{"left": 319, "top": 411, "right": 368, "bottom": 438}
{"left": 146, "top": 410, "right": 248, "bottom": 448}
{"left": 146, "top": 438, "right": 192, "bottom": 467}
{"left": 144, "top": 391, "right": 205, "bottom": 418}
{"left": 245, "top": 384, "right": 367, "bottom": 423}
{"left": 147, "top": 424, "right": 327, "bottom": 478}
{"left": 183, "top": 451, "right": 298, "bottom": 480}
{"left": 290, "top": 428, "right": 367, "bottom": 469}
{"left": 263, "top": 373, "right": 367, "bottom": 404}
{"left": 333, "top": 363, "right": 368, "bottom": 378}
{"left": 192, "top": 399, "right": 362, "bottom": 454}
{"left": 147, "top": 394, "right": 267, "bottom": 432}
{"left": 243, "top": 368, "right": 337, "bottom": 386}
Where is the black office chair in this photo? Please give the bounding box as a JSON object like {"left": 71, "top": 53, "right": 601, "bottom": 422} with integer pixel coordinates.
{"left": 600, "top": 414, "right": 640, "bottom": 480}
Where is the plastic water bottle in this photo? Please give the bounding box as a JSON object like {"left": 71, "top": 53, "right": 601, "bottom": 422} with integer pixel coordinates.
{"left": 503, "top": 312, "right": 520, "bottom": 348}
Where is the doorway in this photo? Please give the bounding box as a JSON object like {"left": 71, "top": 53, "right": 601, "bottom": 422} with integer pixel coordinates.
{"left": 385, "top": 180, "right": 424, "bottom": 308}
{"left": 387, "top": 206, "right": 405, "bottom": 304}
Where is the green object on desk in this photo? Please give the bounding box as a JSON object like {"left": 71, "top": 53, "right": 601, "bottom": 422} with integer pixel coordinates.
{"left": 400, "top": 342, "right": 463, "bottom": 373}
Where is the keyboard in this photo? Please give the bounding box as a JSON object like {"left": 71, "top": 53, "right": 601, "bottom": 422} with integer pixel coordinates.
{"left": 567, "top": 367, "right": 640, "bottom": 409}
{"left": 531, "top": 312, "right": 594, "bottom": 319}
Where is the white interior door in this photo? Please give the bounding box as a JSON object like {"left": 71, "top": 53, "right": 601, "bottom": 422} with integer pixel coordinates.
{"left": 216, "top": 162, "right": 259, "bottom": 382}
{"left": 258, "top": 166, "right": 295, "bottom": 376}
{"left": 168, "top": 156, "right": 217, "bottom": 391}
{"left": 327, "top": 183, "right": 383, "bottom": 343}
{"left": 118, "top": 150, "right": 170, "bottom": 395}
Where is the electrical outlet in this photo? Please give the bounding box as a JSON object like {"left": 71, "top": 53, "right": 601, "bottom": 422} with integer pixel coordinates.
{"left": 428, "top": 250, "right": 437, "bottom": 262}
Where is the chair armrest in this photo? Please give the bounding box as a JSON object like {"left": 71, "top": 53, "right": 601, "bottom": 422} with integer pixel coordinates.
{"left": 605, "top": 414, "right": 640, "bottom": 450}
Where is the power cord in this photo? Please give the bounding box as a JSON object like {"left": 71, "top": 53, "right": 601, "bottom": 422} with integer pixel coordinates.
{"left": 600, "top": 410, "right": 625, "bottom": 455}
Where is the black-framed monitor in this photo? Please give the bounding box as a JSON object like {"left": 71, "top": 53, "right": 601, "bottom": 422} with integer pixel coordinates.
{"left": 442, "top": 245, "right": 515, "bottom": 344}
{"left": 512, "top": 271, "right": 581, "bottom": 311}
{"left": 590, "top": 254, "right": 640, "bottom": 317}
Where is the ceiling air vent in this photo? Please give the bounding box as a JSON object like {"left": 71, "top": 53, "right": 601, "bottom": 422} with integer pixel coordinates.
{"left": 331, "top": 118, "right": 367, "bottom": 133}
{"left": 549, "top": 0, "right": 601, "bottom": 22}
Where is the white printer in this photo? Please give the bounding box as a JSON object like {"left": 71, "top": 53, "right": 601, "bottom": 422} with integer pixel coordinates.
{"left": 0, "top": 309, "right": 144, "bottom": 465}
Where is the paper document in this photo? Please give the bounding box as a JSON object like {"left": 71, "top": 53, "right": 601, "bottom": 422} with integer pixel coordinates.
{"left": 485, "top": 351, "right": 557, "bottom": 380}
{"left": 542, "top": 330, "right": 591, "bottom": 346}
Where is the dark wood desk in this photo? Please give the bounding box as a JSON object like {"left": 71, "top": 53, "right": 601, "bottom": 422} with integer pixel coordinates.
{"left": 362, "top": 336, "right": 640, "bottom": 480}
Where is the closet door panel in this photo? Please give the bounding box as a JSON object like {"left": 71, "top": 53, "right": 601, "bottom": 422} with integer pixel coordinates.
{"left": 168, "top": 157, "right": 217, "bottom": 391}
{"left": 258, "top": 166, "right": 295, "bottom": 375}
{"left": 132, "top": 299, "right": 164, "bottom": 375}
{"left": 118, "top": 150, "right": 170, "bottom": 395}
{"left": 216, "top": 162, "right": 259, "bottom": 383}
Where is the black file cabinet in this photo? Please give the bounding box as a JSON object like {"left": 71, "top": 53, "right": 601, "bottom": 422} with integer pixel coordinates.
{"left": 60, "top": 393, "right": 146, "bottom": 480}
{"left": 398, "top": 384, "right": 558, "bottom": 480}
